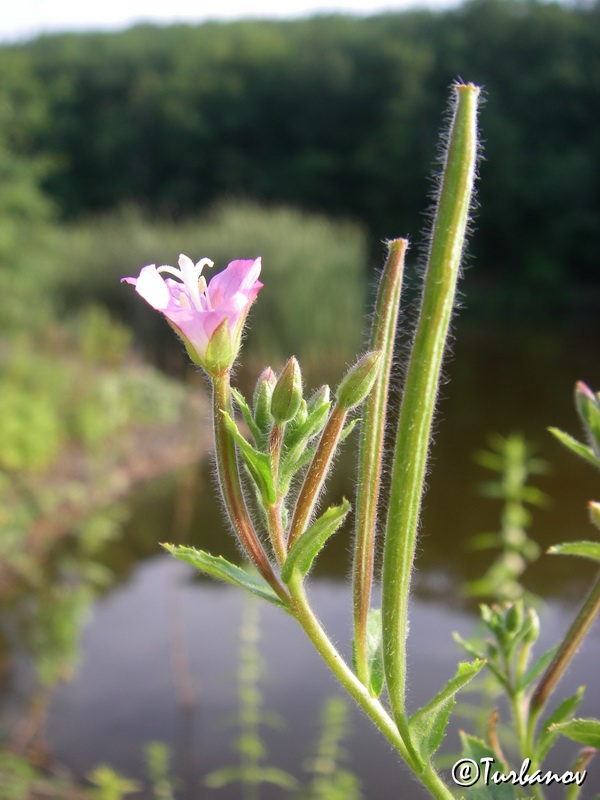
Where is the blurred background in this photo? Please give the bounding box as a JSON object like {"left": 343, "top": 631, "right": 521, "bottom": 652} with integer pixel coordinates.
{"left": 1, "top": 0, "right": 600, "bottom": 797}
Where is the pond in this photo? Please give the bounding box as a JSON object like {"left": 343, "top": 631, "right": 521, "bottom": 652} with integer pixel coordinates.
{"left": 2, "top": 320, "right": 600, "bottom": 799}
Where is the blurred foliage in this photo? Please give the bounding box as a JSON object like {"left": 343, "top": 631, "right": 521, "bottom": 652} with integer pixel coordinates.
{"left": 0, "top": 0, "right": 598, "bottom": 311}
{"left": 464, "top": 433, "right": 548, "bottom": 601}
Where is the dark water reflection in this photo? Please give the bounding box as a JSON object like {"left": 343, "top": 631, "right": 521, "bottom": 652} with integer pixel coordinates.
{"left": 4, "top": 320, "right": 600, "bottom": 798}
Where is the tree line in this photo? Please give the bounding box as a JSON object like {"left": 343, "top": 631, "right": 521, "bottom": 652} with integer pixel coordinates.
{"left": 1, "top": 0, "right": 599, "bottom": 301}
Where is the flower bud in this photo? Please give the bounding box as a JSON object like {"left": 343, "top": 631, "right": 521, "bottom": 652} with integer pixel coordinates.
{"left": 307, "top": 384, "right": 331, "bottom": 412}
{"left": 271, "top": 357, "right": 303, "bottom": 423}
{"left": 336, "top": 351, "right": 382, "bottom": 410}
{"left": 575, "top": 381, "right": 600, "bottom": 456}
{"left": 588, "top": 500, "right": 600, "bottom": 531}
{"left": 253, "top": 367, "right": 277, "bottom": 432}
{"left": 505, "top": 600, "right": 524, "bottom": 634}
{"left": 523, "top": 608, "right": 540, "bottom": 645}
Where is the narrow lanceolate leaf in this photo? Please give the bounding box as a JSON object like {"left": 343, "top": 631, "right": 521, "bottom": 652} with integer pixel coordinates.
{"left": 409, "top": 660, "right": 485, "bottom": 761}
{"left": 364, "top": 609, "right": 385, "bottom": 697}
{"left": 548, "top": 427, "right": 599, "bottom": 468}
{"left": 232, "top": 388, "right": 261, "bottom": 445}
{"left": 162, "top": 545, "right": 286, "bottom": 608}
{"left": 549, "top": 718, "right": 600, "bottom": 749}
{"left": 281, "top": 500, "right": 351, "bottom": 583}
{"left": 535, "top": 687, "right": 585, "bottom": 763}
{"left": 222, "top": 411, "right": 276, "bottom": 504}
{"left": 548, "top": 541, "right": 600, "bottom": 564}
{"left": 519, "top": 644, "right": 558, "bottom": 690}
{"left": 458, "top": 734, "right": 520, "bottom": 800}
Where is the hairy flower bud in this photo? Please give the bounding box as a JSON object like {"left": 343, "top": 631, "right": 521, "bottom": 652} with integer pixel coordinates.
{"left": 253, "top": 367, "right": 277, "bottom": 432}
{"left": 336, "top": 351, "right": 382, "bottom": 410}
{"left": 271, "top": 357, "right": 303, "bottom": 423}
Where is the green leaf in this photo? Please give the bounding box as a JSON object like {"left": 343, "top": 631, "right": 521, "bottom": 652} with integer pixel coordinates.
{"left": 535, "top": 687, "right": 585, "bottom": 763}
{"left": 339, "top": 417, "right": 359, "bottom": 442}
{"left": 365, "top": 609, "right": 385, "bottom": 697}
{"left": 281, "top": 500, "right": 351, "bottom": 583}
{"left": 278, "top": 445, "right": 316, "bottom": 496}
{"left": 458, "top": 734, "right": 520, "bottom": 800}
{"left": 518, "top": 644, "right": 558, "bottom": 690}
{"left": 163, "top": 545, "right": 286, "bottom": 608}
{"left": 222, "top": 411, "right": 276, "bottom": 504}
{"left": 409, "top": 660, "right": 485, "bottom": 760}
{"left": 548, "top": 541, "right": 600, "bottom": 564}
{"left": 548, "top": 427, "right": 599, "bottom": 468}
{"left": 549, "top": 718, "right": 600, "bottom": 749}
{"left": 232, "top": 388, "right": 261, "bottom": 445}
{"left": 285, "top": 397, "right": 330, "bottom": 450}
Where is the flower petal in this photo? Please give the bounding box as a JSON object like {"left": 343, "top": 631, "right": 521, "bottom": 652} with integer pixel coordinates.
{"left": 122, "top": 265, "right": 171, "bottom": 310}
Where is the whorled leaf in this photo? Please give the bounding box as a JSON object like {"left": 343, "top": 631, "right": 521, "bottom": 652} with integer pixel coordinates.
{"left": 162, "top": 544, "right": 286, "bottom": 608}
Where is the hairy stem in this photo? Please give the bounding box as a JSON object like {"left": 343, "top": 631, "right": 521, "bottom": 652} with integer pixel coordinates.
{"left": 288, "top": 404, "right": 347, "bottom": 549}
{"left": 381, "top": 84, "right": 480, "bottom": 738}
{"left": 212, "top": 372, "right": 289, "bottom": 605}
{"left": 353, "top": 238, "right": 407, "bottom": 688}
{"left": 287, "top": 574, "right": 456, "bottom": 800}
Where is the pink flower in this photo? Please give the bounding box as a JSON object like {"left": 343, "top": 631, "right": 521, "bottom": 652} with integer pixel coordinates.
{"left": 122, "top": 254, "right": 262, "bottom": 374}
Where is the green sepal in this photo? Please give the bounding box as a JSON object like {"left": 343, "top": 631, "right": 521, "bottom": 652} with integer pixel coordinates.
{"left": 271, "top": 356, "right": 303, "bottom": 423}
{"left": 281, "top": 500, "right": 351, "bottom": 583}
{"left": 549, "top": 718, "right": 600, "bottom": 749}
{"left": 253, "top": 367, "right": 276, "bottom": 445}
{"left": 232, "top": 388, "right": 262, "bottom": 445}
{"left": 162, "top": 544, "right": 286, "bottom": 608}
{"left": 409, "top": 659, "right": 485, "bottom": 761}
{"left": 336, "top": 351, "right": 382, "bottom": 410}
{"left": 548, "top": 541, "right": 600, "bottom": 564}
{"left": 458, "top": 734, "right": 520, "bottom": 799}
{"left": 222, "top": 411, "right": 276, "bottom": 504}
{"left": 204, "top": 318, "right": 236, "bottom": 375}
{"left": 535, "top": 687, "right": 585, "bottom": 763}
{"left": 548, "top": 427, "right": 599, "bottom": 469}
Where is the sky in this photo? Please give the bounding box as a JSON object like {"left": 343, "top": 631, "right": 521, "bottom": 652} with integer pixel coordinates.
{"left": 1, "top": 0, "right": 460, "bottom": 43}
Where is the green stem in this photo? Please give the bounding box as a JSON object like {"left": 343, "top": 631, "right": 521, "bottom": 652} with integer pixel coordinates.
{"left": 212, "top": 372, "right": 289, "bottom": 606}
{"left": 381, "top": 84, "right": 480, "bottom": 737}
{"left": 353, "top": 238, "right": 407, "bottom": 687}
{"left": 288, "top": 404, "right": 347, "bottom": 549}
{"left": 287, "top": 574, "right": 456, "bottom": 800}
